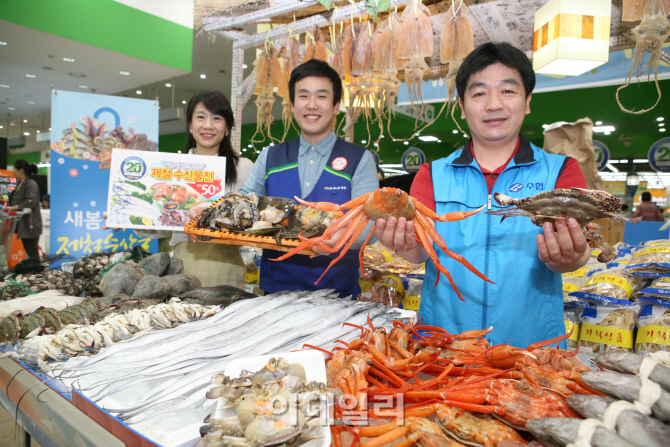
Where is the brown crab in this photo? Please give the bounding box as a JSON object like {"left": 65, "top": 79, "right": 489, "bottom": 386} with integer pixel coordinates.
{"left": 486, "top": 188, "right": 641, "bottom": 262}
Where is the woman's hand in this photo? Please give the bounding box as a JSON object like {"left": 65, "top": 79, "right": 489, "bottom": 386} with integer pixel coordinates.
{"left": 186, "top": 203, "right": 209, "bottom": 243}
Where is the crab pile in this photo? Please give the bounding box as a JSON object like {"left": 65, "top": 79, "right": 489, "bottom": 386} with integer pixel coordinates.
{"left": 319, "top": 318, "right": 600, "bottom": 447}
{"left": 487, "top": 188, "right": 641, "bottom": 262}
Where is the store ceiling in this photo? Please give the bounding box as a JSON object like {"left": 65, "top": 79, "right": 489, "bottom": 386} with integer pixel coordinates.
{"left": 1, "top": 0, "right": 667, "bottom": 172}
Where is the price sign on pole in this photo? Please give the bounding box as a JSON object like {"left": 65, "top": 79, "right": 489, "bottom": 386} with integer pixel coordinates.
{"left": 402, "top": 147, "right": 426, "bottom": 173}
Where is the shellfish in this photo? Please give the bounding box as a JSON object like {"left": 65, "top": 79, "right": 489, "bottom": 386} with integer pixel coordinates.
{"left": 486, "top": 188, "right": 641, "bottom": 262}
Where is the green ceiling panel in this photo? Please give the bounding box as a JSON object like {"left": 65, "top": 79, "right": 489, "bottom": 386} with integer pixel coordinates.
{"left": 0, "top": 0, "right": 192, "bottom": 71}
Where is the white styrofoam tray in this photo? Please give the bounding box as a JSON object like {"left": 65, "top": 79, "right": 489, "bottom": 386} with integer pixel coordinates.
{"left": 215, "top": 351, "right": 330, "bottom": 447}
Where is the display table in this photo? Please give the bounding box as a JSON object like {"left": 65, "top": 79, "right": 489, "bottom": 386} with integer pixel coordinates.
{"left": 0, "top": 354, "right": 160, "bottom": 447}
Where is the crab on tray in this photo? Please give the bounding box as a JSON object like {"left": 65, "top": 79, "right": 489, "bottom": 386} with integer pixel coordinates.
{"left": 183, "top": 192, "right": 342, "bottom": 255}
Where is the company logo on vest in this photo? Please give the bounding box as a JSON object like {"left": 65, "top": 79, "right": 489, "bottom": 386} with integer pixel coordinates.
{"left": 509, "top": 183, "right": 523, "bottom": 192}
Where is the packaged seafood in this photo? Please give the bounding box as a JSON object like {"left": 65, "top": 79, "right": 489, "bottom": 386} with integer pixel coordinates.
{"left": 562, "top": 264, "right": 595, "bottom": 302}
{"left": 570, "top": 269, "right": 646, "bottom": 302}
{"left": 635, "top": 296, "right": 670, "bottom": 355}
{"left": 626, "top": 245, "right": 670, "bottom": 271}
{"left": 577, "top": 295, "right": 642, "bottom": 355}
{"left": 359, "top": 272, "right": 405, "bottom": 307}
{"left": 379, "top": 255, "right": 422, "bottom": 275}
{"left": 564, "top": 302, "right": 582, "bottom": 351}
{"left": 362, "top": 242, "right": 394, "bottom": 267}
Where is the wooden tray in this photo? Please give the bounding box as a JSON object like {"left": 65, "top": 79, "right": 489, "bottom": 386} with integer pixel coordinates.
{"left": 183, "top": 198, "right": 341, "bottom": 256}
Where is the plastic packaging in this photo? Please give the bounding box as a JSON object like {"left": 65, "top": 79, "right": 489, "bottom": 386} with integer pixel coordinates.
{"left": 240, "top": 246, "right": 262, "bottom": 284}
{"left": 380, "top": 256, "right": 422, "bottom": 275}
{"left": 626, "top": 245, "right": 670, "bottom": 271}
{"left": 577, "top": 295, "right": 641, "bottom": 355}
{"left": 570, "top": 269, "right": 645, "bottom": 302}
{"left": 635, "top": 296, "right": 670, "bottom": 355}
{"left": 359, "top": 272, "right": 405, "bottom": 307}
{"left": 362, "top": 242, "right": 394, "bottom": 268}
{"left": 403, "top": 277, "right": 423, "bottom": 311}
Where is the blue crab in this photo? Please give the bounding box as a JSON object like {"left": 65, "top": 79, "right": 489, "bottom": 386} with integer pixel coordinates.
{"left": 487, "top": 188, "right": 641, "bottom": 262}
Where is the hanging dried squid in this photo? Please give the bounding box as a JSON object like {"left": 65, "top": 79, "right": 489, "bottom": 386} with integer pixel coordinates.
{"left": 397, "top": 0, "right": 434, "bottom": 115}
{"left": 439, "top": 0, "right": 473, "bottom": 135}
{"left": 304, "top": 26, "right": 328, "bottom": 62}
{"left": 277, "top": 36, "right": 302, "bottom": 140}
{"left": 617, "top": 0, "right": 670, "bottom": 114}
{"left": 251, "top": 44, "right": 282, "bottom": 143}
{"left": 374, "top": 11, "right": 404, "bottom": 139}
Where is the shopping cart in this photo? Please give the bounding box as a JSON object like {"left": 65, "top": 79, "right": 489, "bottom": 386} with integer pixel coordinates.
{"left": 0, "top": 210, "right": 25, "bottom": 269}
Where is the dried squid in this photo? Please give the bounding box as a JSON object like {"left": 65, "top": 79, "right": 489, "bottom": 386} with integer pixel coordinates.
{"left": 374, "top": 10, "right": 403, "bottom": 129}
{"left": 439, "top": 0, "right": 473, "bottom": 135}
{"left": 617, "top": 0, "right": 670, "bottom": 114}
{"left": 251, "top": 45, "right": 282, "bottom": 143}
{"left": 277, "top": 36, "right": 302, "bottom": 140}
{"left": 303, "top": 26, "right": 328, "bottom": 62}
{"left": 397, "top": 0, "right": 434, "bottom": 115}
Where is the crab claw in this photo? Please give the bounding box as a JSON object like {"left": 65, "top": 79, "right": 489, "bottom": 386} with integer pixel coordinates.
{"left": 493, "top": 192, "right": 515, "bottom": 206}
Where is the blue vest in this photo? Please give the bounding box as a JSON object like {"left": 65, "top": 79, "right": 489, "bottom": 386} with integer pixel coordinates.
{"left": 261, "top": 137, "right": 366, "bottom": 298}
{"left": 424, "top": 136, "right": 569, "bottom": 348}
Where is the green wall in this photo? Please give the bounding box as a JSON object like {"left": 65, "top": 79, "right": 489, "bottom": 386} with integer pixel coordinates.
{"left": 8, "top": 152, "right": 47, "bottom": 175}
{"left": 0, "top": 0, "right": 192, "bottom": 71}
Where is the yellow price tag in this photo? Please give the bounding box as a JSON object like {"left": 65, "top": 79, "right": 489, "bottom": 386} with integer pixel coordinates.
{"left": 244, "top": 271, "right": 259, "bottom": 283}
{"left": 368, "top": 245, "right": 393, "bottom": 263}
{"left": 564, "top": 320, "right": 580, "bottom": 341}
{"left": 633, "top": 247, "right": 670, "bottom": 258}
{"left": 636, "top": 325, "right": 670, "bottom": 346}
{"left": 580, "top": 323, "right": 633, "bottom": 348}
{"left": 585, "top": 274, "right": 633, "bottom": 298}
{"left": 563, "top": 283, "right": 581, "bottom": 293}
{"left": 376, "top": 274, "right": 405, "bottom": 295}
{"left": 403, "top": 295, "right": 421, "bottom": 311}
{"left": 563, "top": 268, "right": 589, "bottom": 278}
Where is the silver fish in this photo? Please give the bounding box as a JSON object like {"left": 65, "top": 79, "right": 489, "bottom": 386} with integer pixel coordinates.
{"left": 526, "top": 417, "right": 637, "bottom": 447}
{"left": 566, "top": 394, "right": 670, "bottom": 447}
{"left": 594, "top": 352, "right": 670, "bottom": 392}
{"left": 581, "top": 371, "right": 670, "bottom": 422}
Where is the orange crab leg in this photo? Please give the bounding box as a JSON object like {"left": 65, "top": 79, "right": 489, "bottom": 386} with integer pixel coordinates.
{"left": 315, "top": 216, "right": 369, "bottom": 284}
{"left": 299, "top": 209, "right": 367, "bottom": 254}
{"left": 413, "top": 199, "right": 486, "bottom": 223}
{"left": 270, "top": 203, "right": 365, "bottom": 261}
{"left": 295, "top": 193, "right": 372, "bottom": 212}
{"left": 414, "top": 220, "right": 464, "bottom": 300}
{"left": 414, "top": 211, "right": 493, "bottom": 284}
{"left": 525, "top": 327, "right": 572, "bottom": 351}
{"left": 358, "top": 222, "right": 377, "bottom": 277}
{"left": 359, "top": 426, "right": 410, "bottom": 447}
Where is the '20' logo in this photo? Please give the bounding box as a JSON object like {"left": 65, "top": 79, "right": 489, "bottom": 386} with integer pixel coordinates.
{"left": 121, "top": 157, "right": 146, "bottom": 181}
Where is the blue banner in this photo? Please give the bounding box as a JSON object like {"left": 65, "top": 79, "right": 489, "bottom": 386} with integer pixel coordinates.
{"left": 50, "top": 90, "right": 158, "bottom": 258}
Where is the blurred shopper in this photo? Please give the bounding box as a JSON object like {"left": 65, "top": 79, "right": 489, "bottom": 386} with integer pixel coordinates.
{"left": 41, "top": 194, "right": 50, "bottom": 209}
{"left": 7, "top": 160, "right": 43, "bottom": 259}
{"left": 377, "top": 166, "right": 385, "bottom": 182}
{"left": 634, "top": 192, "right": 663, "bottom": 221}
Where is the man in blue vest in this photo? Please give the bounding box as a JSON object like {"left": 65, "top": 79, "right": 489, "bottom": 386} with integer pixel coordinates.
{"left": 240, "top": 59, "right": 379, "bottom": 298}
{"left": 374, "top": 43, "right": 590, "bottom": 348}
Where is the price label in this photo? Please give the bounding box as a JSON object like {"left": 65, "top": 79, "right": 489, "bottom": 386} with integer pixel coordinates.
{"left": 564, "top": 321, "right": 580, "bottom": 341}
{"left": 580, "top": 323, "right": 633, "bottom": 348}
{"left": 564, "top": 268, "right": 589, "bottom": 278}
{"left": 563, "top": 283, "right": 581, "bottom": 293}
{"left": 636, "top": 325, "right": 670, "bottom": 346}
{"left": 403, "top": 295, "right": 421, "bottom": 311}
{"left": 187, "top": 179, "right": 222, "bottom": 199}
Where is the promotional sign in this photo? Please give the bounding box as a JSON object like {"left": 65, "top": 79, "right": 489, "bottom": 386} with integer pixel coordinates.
{"left": 593, "top": 140, "right": 610, "bottom": 171}
{"left": 106, "top": 149, "right": 226, "bottom": 231}
{"left": 0, "top": 170, "right": 17, "bottom": 207}
{"left": 50, "top": 90, "right": 158, "bottom": 257}
{"left": 648, "top": 138, "right": 670, "bottom": 173}
{"left": 402, "top": 147, "right": 426, "bottom": 173}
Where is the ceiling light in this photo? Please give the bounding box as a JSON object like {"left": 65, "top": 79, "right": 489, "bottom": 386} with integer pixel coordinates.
{"left": 593, "top": 126, "right": 615, "bottom": 132}
{"left": 374, "top": 143, "right": 378, "bottom": 146}
{"left": 63, "top": 57, "right": 75, "bottom": 62}
{"left": 0, "top": 41, "right": 7, "bottom": 45}
{"left": 609, "top": 160, "right": 620, "bottom": 163}
{"left": 606, "top": 163, "right": 618, "bottom": 172}
{"left": 418, "top": 136, "right": 439, "bottom": 142}
{"left": 10, "top": 123, "right": 15, "bottom": 126}
{"left": 542, "top": 124, "right": 548, "bottom": 128}
{"left": 119, "top": 71, "right": 130, "bottom": 75}
{"left": 48, "top": 127, "right": 51, "bottom": 131}
{"left": 165, "top": 83, "right": 172, "bottom": 87}
{"left": 23, "top": 132, "right": 29, "bottom": 136}
{"left": 136, "top": 90, "right": 142, "bottom": 94}
{"left": 25, "top": 74, "right": 36, "bottom": 78}
{"left": 604, "top": 131, "right": 611, "bottom": 135}
{"left": 68, "top": 72, "right": 86, "bottom": 78}
{"left": 270, "top": 143, "right": 275, "bottom": 146}
{"left": 361, "top": 140, "right": 367, "bottom": 144}
{"left": 595, "top": 121, "right": 603, "bottom": 125}
{"left": 182, "top": 100, "right": 187, "bottom": 104}
{"left": 463, "top": 134, "right": 468, "bottom": 138}
{"left": 79, "top": 85, "right": 87, "bottom": 89}
{"left": 27, "top": 101, "right": 35, "bottom": 104}
{"left": 0, "top": 85, "right": 8, "bottom": 88}
{"left": 661, "top": 129, "right": 667, "bottom": 132}
{"left": 659, "top": 122, "right": 665, "bottom": 126}
{"left": 200, "top": 74, "right": 206, "bottom": 79}
{"left": 243, "top": 64, "right": 248, "bottom": 69}
{"left": 36, "top": 130, "right": 40, "bottom": 133}
{"left": 7, "top": 107, "right": 15, "bottom": 110}
{"left": 404, "top": 141, "right": 409, "bottom": 145}
{"left": 657, "top": 117, "right": 664, "bottom": 121}
{"left": 437, "top": 140, "right": 442, "bottom": 143}
{"left": 248, "top": 144, "right": 252, "bottom": 148}
{"left": 0, "top": 126, "right": 2, "bottom": 129}
{"left": 452, "top": 130, "right": 458, "bottom": 134}
{"left": 634, "top": 159, "right": 648, "bottom": 163}
{"left": 23, "top": 119, "right": 27, "bottom": 123}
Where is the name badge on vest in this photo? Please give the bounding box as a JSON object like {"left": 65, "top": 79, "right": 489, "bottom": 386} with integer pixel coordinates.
{"left": 332, "top": 157, "right": 347, "bottom": 171}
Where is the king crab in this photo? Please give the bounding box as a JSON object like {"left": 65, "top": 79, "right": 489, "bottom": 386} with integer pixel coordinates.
{"left": 487, "top": 188, "right": 641, "bottom": 262}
